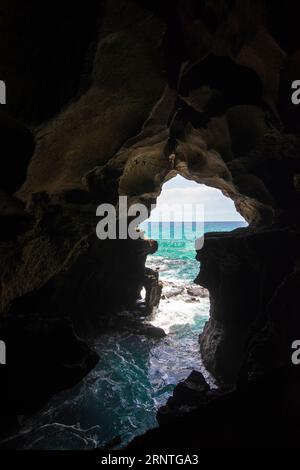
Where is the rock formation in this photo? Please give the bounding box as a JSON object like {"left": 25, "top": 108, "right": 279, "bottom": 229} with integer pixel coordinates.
{"left": 0, "top": 0, "right": 300, "bottom": 450}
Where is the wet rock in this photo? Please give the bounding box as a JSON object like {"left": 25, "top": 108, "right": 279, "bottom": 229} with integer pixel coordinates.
{"left": 185, "top": 296, "right": 198, "bottom": 303}
{"left": 129, "top": 368, "right": 294, "bottom": 451}
{"left": 137, "top": 323, "right": 166, "bottom": 339}
{"left": 0, "top": 315, "right": 99, "bottom": 437}
{"left": 162, "top": 286, "right": 185, "bottom": 298}
{"left": 156, "top": 405, "right": 181, "bottom": 426}
{"left": 144, "top": 268, "right": 163, "bottom": 313}
{"left": 122, "top": 320, "right": 166, "bottom": 339}
{"left": 157, "top": 371, "right": 211, "bottom": 426}
{"left": 187, "top": 286, "right": 208, "bottom": 298}
{"left": 168, "top": 371, "right": 210, "bottom": 409}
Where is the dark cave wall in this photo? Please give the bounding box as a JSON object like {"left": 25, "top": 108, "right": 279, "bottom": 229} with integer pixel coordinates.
{"left": 0, "top": 0, "right": 103, "bottom": 124}
{"left": 197, "top": 227, "right": 300, "bottom": 384}
{"left": 0, "top": 0, "right": 166, "bottom": 319}
{"left": 0, "top": 0, "right": 300, "bottom": 449}
{"left": 0, "top": 0, "right": 167, "bottom": 434}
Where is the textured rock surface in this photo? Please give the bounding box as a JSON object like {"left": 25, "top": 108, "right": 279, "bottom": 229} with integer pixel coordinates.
{"left": 17, "top": 1, "right": 166, "bottom": 199}
{"left": 0, "top": 0, "right": 300, "bottom": 450}
{"left": 197, "top": 226, "right": 300, "bottom": 383}
{"left": 0, "top": 315, "right": 99, "bottom": 437}
{"left": 128, "top": 367, "right": 298, "bottom": 451}
{"left": 0, "top": 0, "right": 166, "bottom": 436}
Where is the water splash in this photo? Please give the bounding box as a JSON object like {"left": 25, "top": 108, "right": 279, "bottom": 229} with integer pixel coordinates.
{"left": 2, "top": 223, "right": 245, "bottom": 449}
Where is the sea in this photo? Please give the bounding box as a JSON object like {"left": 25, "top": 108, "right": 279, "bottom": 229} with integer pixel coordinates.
{"left": 2, "top": 221, "right": 246, "bottom": 450}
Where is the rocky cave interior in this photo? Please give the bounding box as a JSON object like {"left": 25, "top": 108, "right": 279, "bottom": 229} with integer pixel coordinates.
{"left": 0, "top": 0, "right": 300, "bottom": 451}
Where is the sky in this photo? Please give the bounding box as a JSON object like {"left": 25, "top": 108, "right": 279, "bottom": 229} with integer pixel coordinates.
{"left": 148, "top": 175, "right": 245, "bottom": 222}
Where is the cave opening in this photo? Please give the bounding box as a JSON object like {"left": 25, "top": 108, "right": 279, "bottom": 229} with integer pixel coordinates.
{"left": 139, "top": 174, "right": 248, "bottom": 384}
{"left": 3, "top": 177, "right": 247, "bottom": 450}
{"left": 142, "top": 173, "right": 247, "bottom": 281}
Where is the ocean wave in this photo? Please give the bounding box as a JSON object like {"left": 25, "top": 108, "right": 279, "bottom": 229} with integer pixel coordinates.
{"left": 4, "top": 251, "right": 213, "bottom": 450}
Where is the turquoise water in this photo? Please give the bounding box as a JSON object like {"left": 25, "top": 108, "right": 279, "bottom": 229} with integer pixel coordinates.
{"left": 5, "top": 221, "right": 246, "bottom": 450}
{"left": 141, "top": 221, "right": 247, "bottom": 281}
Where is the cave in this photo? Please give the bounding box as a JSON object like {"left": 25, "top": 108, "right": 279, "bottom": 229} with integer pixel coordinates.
{"left": 1, "top": 176, "right": 248, "bottom": 450}
{"left": 1, "top": 0, "right": 300, "bottom": 456}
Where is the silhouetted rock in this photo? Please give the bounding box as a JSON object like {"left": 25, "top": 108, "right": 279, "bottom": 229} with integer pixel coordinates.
{"left": 0, "top": 315, "right": 99, "bottom": 438}
{"left": 0, "top": 0, "right": 300, "bottom": 451}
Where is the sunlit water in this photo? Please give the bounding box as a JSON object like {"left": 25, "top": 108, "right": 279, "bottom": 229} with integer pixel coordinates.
{"left": 4, "top": 222, "right": 246, "bottom": 450}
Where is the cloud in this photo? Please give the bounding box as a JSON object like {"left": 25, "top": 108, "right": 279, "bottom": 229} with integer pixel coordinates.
{"left": 148, "top": 185, "right": 245, "bottom": 222}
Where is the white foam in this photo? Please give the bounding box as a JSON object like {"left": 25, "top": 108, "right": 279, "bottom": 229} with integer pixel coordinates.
{"left": 149, "top": 282, "right": 209, "bottom": 334}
